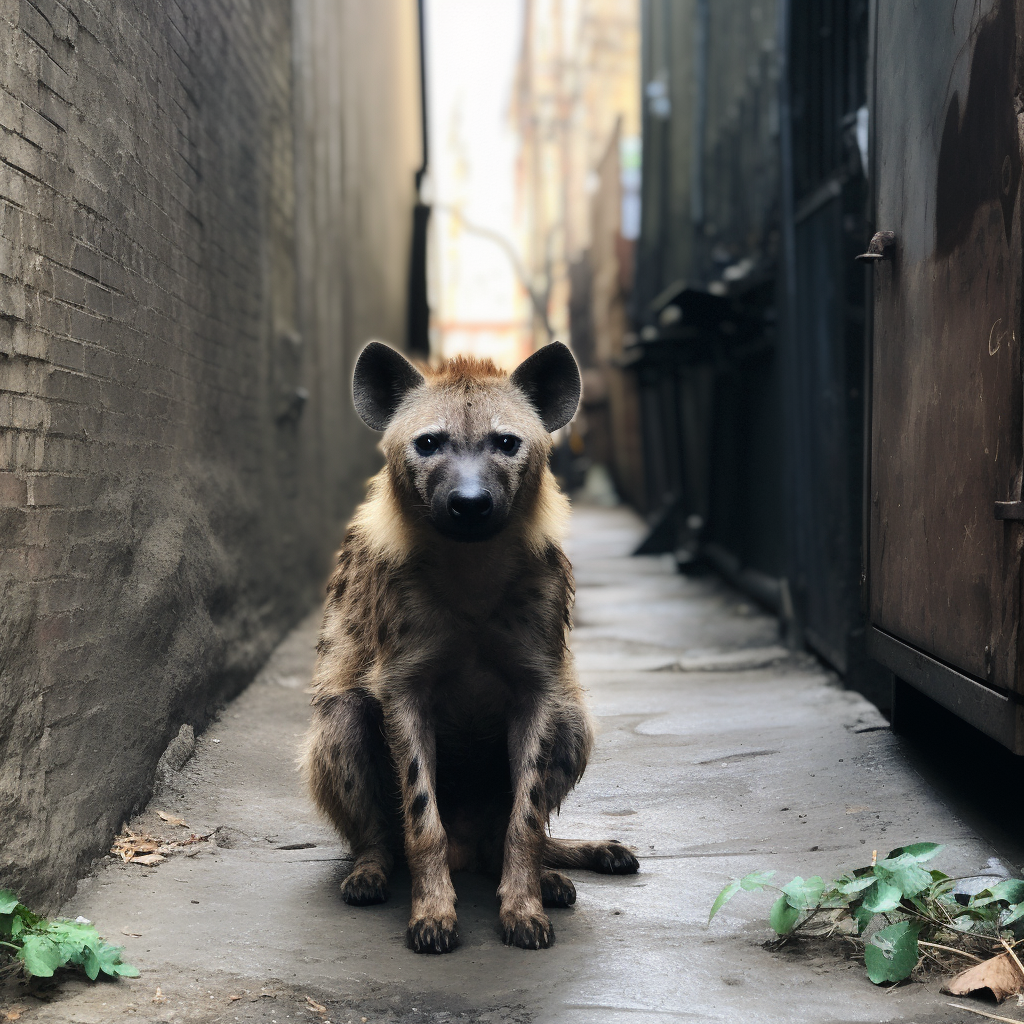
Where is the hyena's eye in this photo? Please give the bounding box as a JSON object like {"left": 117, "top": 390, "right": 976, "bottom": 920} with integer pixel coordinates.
{"left": 414, "top": 434, "right": 440, "bottom": 455}
{"left": 495, "top": 434, "right": 521, "bottom": 455}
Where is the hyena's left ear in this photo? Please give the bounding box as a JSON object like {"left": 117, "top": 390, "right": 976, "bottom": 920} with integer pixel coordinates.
{"left": 352, "top": 341, "right": 426, "bottom": 430}
{"left": 510, "top": 341, "right": 581, "bottom": 432}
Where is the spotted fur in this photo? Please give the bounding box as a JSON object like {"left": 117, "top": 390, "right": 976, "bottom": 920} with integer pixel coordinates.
{"left": 302, "top": 343, "right": 639, "bottom": 954}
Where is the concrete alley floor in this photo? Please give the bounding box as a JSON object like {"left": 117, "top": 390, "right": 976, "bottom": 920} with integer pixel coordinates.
{"left": 5, "top": 505, "right": 1023, "bottom": 1024}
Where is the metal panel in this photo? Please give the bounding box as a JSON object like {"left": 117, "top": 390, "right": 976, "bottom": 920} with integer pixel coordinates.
{"left": 780, "top": 0, "right": 869, "bottom": 674}
{"left": 868, "top": 628, "right": 1024, "bottom": 752}
{"left": 869, "top": 0, "right": 1024, "bottom": 699}
{"left": 790, "top": 193, "right": 854, "bottom": 670}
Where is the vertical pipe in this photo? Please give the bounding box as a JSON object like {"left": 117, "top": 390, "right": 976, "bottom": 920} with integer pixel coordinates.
{"left": 690, "top": 0, "right": 708, "bottom": 225}
{"left": 416, "top": 0, "right": 429, "bottom": 191}
{"left": 860, "top": 0, "right": 878, "bottom": 620}
{"left": 777, "top": 0, "right": 805, "bottom": 647}
{"left": 658, "top": 0, "right": 671, "bottom": 294}
{"left": 406, "top": 0, "right": 431, "bottom": 355}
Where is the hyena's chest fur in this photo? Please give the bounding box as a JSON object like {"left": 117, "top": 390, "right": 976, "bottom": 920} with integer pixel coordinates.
{"left": 323, "top": 531, "right": 573, "bottom": 717}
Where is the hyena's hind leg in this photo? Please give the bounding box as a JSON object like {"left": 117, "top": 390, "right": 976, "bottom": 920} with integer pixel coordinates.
{"left": 534, "top": 707, "right": 639, "bottom": 881}
{"left": 542, "top": 836, "right": 639, "bottom": 875}
{"left": 304, "top": 689, "right": 399, "bottom": 906}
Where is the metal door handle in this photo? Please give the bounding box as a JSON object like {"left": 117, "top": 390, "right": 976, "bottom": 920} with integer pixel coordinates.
{"left": 856, "top": 230, "right": 896, "bottom": 262}
{"left": 995, "top": 501, "right": 1024, "bottom": 520}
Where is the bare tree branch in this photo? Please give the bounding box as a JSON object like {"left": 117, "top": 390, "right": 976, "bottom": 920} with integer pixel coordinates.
{"left": 435, "top": 203, "right": 558, "bottom": 342}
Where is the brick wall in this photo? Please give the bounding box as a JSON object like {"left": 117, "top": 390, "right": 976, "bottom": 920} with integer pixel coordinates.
{"left": 0, "top": 0, "right": 422, "bottom": 907}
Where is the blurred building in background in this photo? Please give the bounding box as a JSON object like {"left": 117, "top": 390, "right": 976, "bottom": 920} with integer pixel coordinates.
{"left": 512, "top": 0, "right": 644, "bottom": 503}
{"left": 427, "top": 0, "right": 533, "bottom": 369}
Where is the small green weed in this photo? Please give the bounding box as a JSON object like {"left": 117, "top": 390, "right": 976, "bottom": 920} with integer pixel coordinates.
{"left": 0, "top": 890, "right": 139, "bottom": 981}
{"left": 709, "top": 844, "right": 1024, "bottom": 985}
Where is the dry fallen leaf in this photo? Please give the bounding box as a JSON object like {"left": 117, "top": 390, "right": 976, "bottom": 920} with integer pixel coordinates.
{"left": 132, "top": 854, "right": 165, "bottom": 867}
{"left": 305, "top": 995, "right": 327, "bottom": 1013}
{"left": 845, "top": 805, "right": 869, "bottom": 814}
{"left": 152, "top": 987, "right": 167, "bottom": 1005}
{"left": 155, "top": 811, "right": 189, "bottom": 828}
{"left": 944, "top": 953, "right": 1024, "bottom": 1002}
{"left": 180, "top": 832, "right": 214, "bottom": 846}
{"left": 228, "top": 995, "right": 242, "bottom": 1002}
{"left": 112, "top": 828, "right": 165, "bottom": 863}
{"left": 120, "top": 927, "right": 143, "bottom": 937}
{"left": 3, "top": 1005, "right": 27, "bottom": 1021}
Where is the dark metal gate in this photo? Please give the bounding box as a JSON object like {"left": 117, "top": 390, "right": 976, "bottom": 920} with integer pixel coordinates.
{"left": 865, "top": 0, "right": 1024, "bottom": 750}
{"left": 780, "top": 0, "right": 870, "bottom": 675}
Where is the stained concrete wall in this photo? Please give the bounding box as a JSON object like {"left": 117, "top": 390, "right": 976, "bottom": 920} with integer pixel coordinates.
{"left": 0, "top": 0, "right": 422, "bottom": 907}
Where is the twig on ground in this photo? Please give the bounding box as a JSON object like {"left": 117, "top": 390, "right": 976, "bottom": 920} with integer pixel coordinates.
{"left": 904, "top": 906, "right": 964, "bottom": 933}
{"left": 918, "top": 940, "right": 984, "bottom": 962}
{"left": 1001, "top": 938, "right": 1024, "bottom": 983}
{"left": 792, "top": 909, "right": 825, "bottom": 935}
{"left": 946, "top": 1003, "right": 1024, "bottom": 1023}
{"left": 0, "top": 957, "right": 22, "bottom": 978}
{"left": 936, "top": 896, "right": 957, "bottom": 926}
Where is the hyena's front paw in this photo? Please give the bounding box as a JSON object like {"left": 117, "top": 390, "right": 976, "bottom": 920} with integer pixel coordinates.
{"left": 500, "top": 907, "right": 554, "bottom": 949}
{"left": 407, "top": 913, "right": 460, "bottom": 954}
{"left": 594, "top": 841, "right": 639, "bottom": 875}
{"left": 540, "top": 870, "right": 576, "bottom": 908}
{"left": 341, "top": 865, "right": 389, "bottom": 906}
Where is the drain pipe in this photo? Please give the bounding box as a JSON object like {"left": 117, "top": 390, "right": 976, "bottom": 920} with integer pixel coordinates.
{"left": 406, "top": 0, "right": 431, "bottom": 357}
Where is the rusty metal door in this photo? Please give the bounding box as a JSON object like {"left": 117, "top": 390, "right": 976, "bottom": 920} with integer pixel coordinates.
{"left": 866, "top": 0, "right": 1024, "bottom": 750}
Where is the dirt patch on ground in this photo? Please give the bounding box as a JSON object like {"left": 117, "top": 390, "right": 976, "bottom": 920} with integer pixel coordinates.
{"left": 1, "top": 974, "right": 532, "bottom": 1024}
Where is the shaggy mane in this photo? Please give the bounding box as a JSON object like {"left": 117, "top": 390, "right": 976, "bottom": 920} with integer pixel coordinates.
{"left": 426, "top": 354, "right": 507, "bottom": 386}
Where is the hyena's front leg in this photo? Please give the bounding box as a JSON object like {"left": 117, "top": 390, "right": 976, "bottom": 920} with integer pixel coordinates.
{"left": 385, "top": 700, "right": 459, "bottom": 954}
{"left": 499, "top": 699, "right": 591, "bottom": 949}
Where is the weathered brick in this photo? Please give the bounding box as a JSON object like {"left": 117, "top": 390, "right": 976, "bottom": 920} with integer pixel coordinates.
{"left": 0, "top": 470, "right": 27, "bottom": 505}
{"left": 19, "top": 1, "right": 53, "bottom": 49}
{"left": 27, "top": 473, "right": 99, "bottom": 507}
{"left": 19, "top": 103, "right": 62, "bottom": 155}
{"left": 11, "top": 394, "right": 46, "bottom": 430}
{"left": 11, "top": 323, "right": 49, "bottom": 361}
{"left": 36, "top": 51, "right": 72, "bottom": 103}
{"left": 0, "top": 237, "right": 15, "bottom": 279}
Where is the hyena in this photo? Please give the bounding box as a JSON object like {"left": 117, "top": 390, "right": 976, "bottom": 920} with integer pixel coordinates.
{"left": 302, "top": 340, "right": 639, "bottom": 954}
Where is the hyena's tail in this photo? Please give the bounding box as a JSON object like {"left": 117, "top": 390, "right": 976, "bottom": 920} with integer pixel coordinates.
{"left": 542, "top": 836, "right": 640, "bottom": 875}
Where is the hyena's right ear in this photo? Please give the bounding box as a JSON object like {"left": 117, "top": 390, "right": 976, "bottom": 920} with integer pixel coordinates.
{"left": 352, "top": 341, "right": 426, "bottom": 430}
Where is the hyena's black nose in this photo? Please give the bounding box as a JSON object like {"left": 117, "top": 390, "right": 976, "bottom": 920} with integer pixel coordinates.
{"left": 448, "top": 489, "right": 493, "bottom": 520}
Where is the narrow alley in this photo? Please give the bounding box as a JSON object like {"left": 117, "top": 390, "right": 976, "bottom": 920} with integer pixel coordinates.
{"left": 6, "top": 505, "right": 1007, "bottom": 1024}
{"left": 5, "top": 2, "right": 1024, "bottom": 1022}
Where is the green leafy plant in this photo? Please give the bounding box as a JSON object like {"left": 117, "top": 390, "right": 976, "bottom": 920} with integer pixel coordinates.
{"left": 0, "top": 890, "right": 139, "bottom": 980}
{"left": 709, "top": 844, "right": 1024, "bottom": 985}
